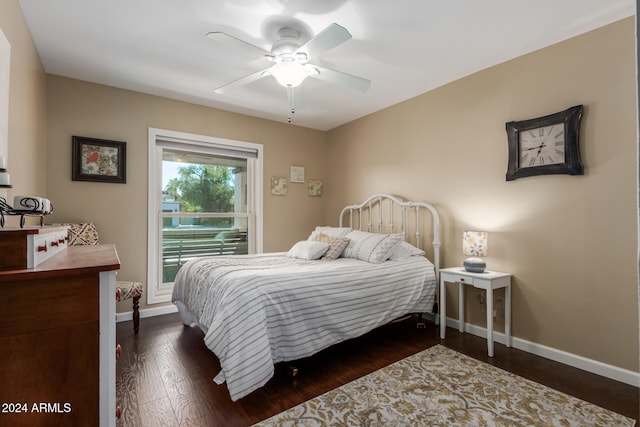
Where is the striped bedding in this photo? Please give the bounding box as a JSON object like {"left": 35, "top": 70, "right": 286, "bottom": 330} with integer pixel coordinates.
{"left": 172, "top": 252, "right": 436, "bottom": 401}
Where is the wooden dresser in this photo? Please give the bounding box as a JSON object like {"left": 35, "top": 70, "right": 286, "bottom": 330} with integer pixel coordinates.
{"left": 0, "top": 227, "right": 120, "bottom": 426}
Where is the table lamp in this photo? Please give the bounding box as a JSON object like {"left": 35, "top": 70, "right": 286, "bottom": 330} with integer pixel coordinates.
{"left": 463, "top": 230, "right": 488, "bottom": 273}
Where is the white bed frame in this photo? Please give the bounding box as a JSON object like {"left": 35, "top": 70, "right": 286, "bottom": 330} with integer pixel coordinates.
{"left": 339, "top": 194, "right": 441, "bottom": 322}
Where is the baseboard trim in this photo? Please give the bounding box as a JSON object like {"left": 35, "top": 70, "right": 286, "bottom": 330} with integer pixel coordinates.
{"left": 116, "top": 304, "right": 178, "bottom": 323}
{"left": 446, "top": 317, "right": 640, "bottom": 388}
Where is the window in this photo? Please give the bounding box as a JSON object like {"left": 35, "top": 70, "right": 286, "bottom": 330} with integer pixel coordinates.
{"left": 147, "top": 128, "right": 263, "bottom": 304}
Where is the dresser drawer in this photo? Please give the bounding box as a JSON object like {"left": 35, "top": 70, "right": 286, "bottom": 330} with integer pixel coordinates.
{"left": 442, "top": 272, "right": 475, "bottom": 285}
{"left": 0, "top": 226, "right": 69, "bottom": 270}
{"left": 29, "top": 229, "right": 68, "bottom": 267}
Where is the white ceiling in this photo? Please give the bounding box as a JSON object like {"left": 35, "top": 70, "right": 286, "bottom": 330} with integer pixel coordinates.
{"left": 18, "top": 0, "right": 635, "bottom": 131}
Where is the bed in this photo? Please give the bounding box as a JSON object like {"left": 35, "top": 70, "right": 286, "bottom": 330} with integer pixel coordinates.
{"left": 172, "top": 194, "right": 441, "bottom": 401}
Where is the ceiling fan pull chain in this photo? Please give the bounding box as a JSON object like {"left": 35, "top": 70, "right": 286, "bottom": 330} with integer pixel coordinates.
{"left": 287, "top": 87, "right": 296, "bottom": 123}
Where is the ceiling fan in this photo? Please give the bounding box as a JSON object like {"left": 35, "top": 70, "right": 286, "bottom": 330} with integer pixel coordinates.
{"left": 207, "top": 23, "right": 371, "bottom": 119}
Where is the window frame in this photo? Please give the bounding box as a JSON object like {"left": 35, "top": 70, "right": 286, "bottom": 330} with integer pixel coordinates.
{"left": 147, "top": 128, "right": 263, "bottom": 304}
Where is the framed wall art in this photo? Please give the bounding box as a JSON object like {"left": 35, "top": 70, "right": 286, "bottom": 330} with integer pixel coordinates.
{"left": 72, "top": 136, "right": 126, "bottom": 183}
{"left": 0, "top": 28, "right": 9, "bottom": 198}
{"left": 290, "top": 165, "right": 305, "bottom": 183}
{"left": 271, "top": 177, "right": 288, "bottom": 196}
{"left": 308, "top": 179, "right": 323, "bottom": 197}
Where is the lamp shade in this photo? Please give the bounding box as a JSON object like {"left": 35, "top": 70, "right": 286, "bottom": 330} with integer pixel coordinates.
{"left": 463, "top": 231, "right": 488, "bottom": 257}
{"left": 463, "top": 231, "right": 488, "bottom": 273}
{"left": 270, "top": 62, "right": 309, "bottom": 88}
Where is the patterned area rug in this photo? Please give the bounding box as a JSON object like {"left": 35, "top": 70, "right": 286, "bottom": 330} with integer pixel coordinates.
{"left": 253, "top": 345, "right": 635, "bottom": 427}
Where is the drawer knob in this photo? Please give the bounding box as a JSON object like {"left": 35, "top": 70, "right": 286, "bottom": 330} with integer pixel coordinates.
{"left": 37, "top": 244, "right": 47, "bottom": 252}
{"left": 50, "top": 241, "right": 59, "bottom": 247}
{"left": 115, "top": 288, "right": 122, "bottom": 302}
{"left": 460, "top": 278, "right": 465, "bottom": 282}
{"left": 116, "top": 405, "right": 121, "bottom": 419}
{"left": 116, "top": 344, "right": 122, "bottom": 359}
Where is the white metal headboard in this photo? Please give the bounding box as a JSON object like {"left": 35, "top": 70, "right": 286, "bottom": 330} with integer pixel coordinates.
{"left": 339, "top": 194, "right": 441, "bottom": 275}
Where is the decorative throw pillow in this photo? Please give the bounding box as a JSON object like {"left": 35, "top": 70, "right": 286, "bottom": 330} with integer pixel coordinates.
{"left": 307, "top": 226, "right": 352, "bottom": 241}
{"left": 312, "top": 233, "right": 350, "bottom": 260}
{"left": 387, "top": 241, "right": 425, "bottom": 260}
{"left": 342, "top": 230, "right": 404, "bottom": 263}
{"left": 286, "top": 240, "right": 330, "bottom": 260}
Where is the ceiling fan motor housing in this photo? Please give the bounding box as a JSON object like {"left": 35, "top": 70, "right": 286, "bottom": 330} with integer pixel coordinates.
{"left": 271, "top": 27, "right": 303, "bottom": 56}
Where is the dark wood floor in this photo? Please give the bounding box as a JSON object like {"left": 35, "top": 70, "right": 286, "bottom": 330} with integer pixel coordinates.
{"left": 116, "top": 313, "right": 639, "bottom": 426}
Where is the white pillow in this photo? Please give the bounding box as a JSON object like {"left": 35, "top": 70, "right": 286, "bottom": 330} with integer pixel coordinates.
{"left": 387, "top": 241, "right": 425, "bottom": 260}
{"left": 307, "top": 226, "right": 352, "bottom": 240}
{"left": 342, "top": 230, "right": 404, "bottom": 263}
{"left": 286, "top": 240, "right": 330, "bottom": 260}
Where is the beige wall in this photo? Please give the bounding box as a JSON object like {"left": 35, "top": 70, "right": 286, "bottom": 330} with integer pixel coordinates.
{"left": 44, "top": 76, "right": 327, "bottom": 312}
{"left": 327, "top": 18, "right": 638, "bottom": 372}
{"left": 0, "top": 0, "right": 47, "bottom": 214}
{"left": 1, "top": 0, "right": 637, "bottom": 375}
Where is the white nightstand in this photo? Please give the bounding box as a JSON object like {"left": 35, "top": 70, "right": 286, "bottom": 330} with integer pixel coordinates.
{"left": 439, "top": 267, "right": 511, "bottom": 357}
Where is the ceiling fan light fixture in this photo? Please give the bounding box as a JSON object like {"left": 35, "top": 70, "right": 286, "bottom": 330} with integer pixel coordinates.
{"left": 270, "top": 62, "right": 309, "bottom": 88}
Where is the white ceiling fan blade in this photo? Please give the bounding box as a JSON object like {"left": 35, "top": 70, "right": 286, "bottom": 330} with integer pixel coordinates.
{"left": 296, "top": 23, "right": 351, "bottom": 58}
{"left": 311, "top": 65, "right": 371, "bottom": 92}
{"left": 214, "top": 68, "right": 270, "bottom": 94}
{"left": 206, "top": 31, "right": 273, "bottom": 58}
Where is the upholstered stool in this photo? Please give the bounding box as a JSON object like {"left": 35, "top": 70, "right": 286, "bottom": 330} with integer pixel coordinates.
{"left": 116, "top": 281, "right": 143, "bottom": 334}
{"left": 64, "top": 222, "right": 100, "bottom": 246}
{"left": 55, "top": 222, "right": 144, "bottom": 333}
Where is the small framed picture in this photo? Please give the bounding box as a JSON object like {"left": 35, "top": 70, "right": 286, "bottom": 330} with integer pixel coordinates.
{"left": 72, "top": 136, "right": 126, "bottom": 183}
{"left": 290, "top": 165, "right": 305, "bottom": 183}
{"left": 308, "top": 180, "right": 323, "bottom": 197}
{"left": 271, "top": 177, "right": 288, "bottom": 196}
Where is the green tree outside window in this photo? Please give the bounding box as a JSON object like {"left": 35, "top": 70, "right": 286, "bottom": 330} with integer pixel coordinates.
{"left": 163, "top": 164, "right": 235, "bottom": 227}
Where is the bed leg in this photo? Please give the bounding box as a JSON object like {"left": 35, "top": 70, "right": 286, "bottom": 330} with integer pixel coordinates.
{"left": 287, "top": 365, "right": 299, "bottom": 377}
{"left": 416, "top": 313, "right": 426, "bottom": 329}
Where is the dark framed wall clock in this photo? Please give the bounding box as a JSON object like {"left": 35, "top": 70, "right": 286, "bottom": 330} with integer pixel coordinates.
{"left": 505, "top": 105, "right": 583, "bottom": 181}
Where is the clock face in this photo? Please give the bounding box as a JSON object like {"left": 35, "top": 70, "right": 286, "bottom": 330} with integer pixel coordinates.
{"left": 518, "top": 124, "right": 565, "bottom": 168}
